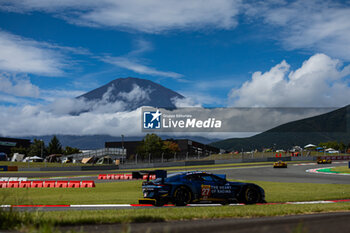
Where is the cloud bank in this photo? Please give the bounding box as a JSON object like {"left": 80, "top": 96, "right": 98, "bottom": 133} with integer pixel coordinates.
{"left": 229, "top": 54, "right": 350, "bottom": 107}
{"left": 0, "top": 73, "right": 40, "bottom": 98}
{"left": 0, "top": 84, "right": 150, "bottom": 137}
{"left": 1, "top": 54, "right": 349, "bottom": 138}
{"left": 0, "top": 30, "right": 67, "bottom": 76}
{"left": 246, "top": 0, "right": 350, "bottom": 61}
{"left": 0, "top": 0, "right": 242, "bottom": 33}
{"left": 2, "top": 0, "right": 350, "bottom": 62}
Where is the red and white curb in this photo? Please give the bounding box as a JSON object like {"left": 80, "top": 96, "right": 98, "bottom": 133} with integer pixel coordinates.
{"left": 306, "top": 167, "right": 350, "bottom": 176}
{"left": 294, "top": 161, "right": 347, "bottom": 166}
{"left": 1, "top": 199, "right": 350, "bottom": 208}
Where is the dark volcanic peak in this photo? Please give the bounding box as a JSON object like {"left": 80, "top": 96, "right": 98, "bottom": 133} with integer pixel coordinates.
{"left": 78, "top": 77, "right": 184, "bottom": 111}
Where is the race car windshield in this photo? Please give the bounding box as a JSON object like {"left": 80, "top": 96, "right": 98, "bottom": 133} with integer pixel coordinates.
{"left": 153, "top": 173, "right": 180, "bottom": 183}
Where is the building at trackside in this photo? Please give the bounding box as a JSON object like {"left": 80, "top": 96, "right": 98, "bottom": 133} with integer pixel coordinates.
{"left": 0, "top": 137, "right": 31, "bottom": 155}
{"left": 105, "top": 139, "right": 220, "bottom": 161}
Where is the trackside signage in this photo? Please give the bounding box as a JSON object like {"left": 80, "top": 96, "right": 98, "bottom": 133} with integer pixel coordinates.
{"left": 142, "top": 108, "right": 222, "bottom": 132}
{"left": 141, "top": 107, "right": 345, "bottom": 133}
{"left": 163, "top": 117, "right": 221, "bottom": 129}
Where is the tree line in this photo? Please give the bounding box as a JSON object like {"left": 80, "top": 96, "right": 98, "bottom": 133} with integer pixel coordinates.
{"left": 318, "top": 141, "right": 350, "bottom": 152}
{"left": 134, "top": 134, "right": 180, "bottom": 161}
{"left": 10, "top": 136, "right": 80, "bottom": 158}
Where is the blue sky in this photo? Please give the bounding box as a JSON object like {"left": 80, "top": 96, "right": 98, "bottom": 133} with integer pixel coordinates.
{"left": 1, "top": 0, "right": 350, "bottom": 137}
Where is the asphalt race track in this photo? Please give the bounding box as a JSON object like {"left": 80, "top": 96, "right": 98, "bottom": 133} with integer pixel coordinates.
{"left": 57, "top": 212, "right": 350, "bottom": 233}
{"left": 2, "top": 161, "right": 349, "bottom": 185}
{"left": 2, "top": 161, "right": 350, "bottom": 233}
{"left": 209, "top": 162, "right": 350, "bottom": 184}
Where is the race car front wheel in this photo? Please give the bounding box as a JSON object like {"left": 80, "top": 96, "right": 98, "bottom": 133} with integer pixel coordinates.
{"left": 173, "top": 186, "right": 192, "bottom": 206}
{"left": 241, "top": 185, "right": 261, "bottom": 204}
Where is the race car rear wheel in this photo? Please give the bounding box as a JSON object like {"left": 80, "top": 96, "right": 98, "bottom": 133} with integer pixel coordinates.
{"left": 173, "top": 186, "right": 192, "bottom": 206}
{"left": 241, "top": 185, "right": 261, "bottom": 204}
{"left": 154, "top": 198, "right": 166, "bottom": 207}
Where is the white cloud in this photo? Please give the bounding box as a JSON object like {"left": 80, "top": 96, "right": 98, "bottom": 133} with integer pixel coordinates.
{"left": 0, "top": 104, "right": 142, "bottom": 137}
{"left": 0, "top": 0, "right": 242, "bottom": 33}
{"left": 173, "top": 92, "right": 224, "bottom": 107}
{"left": 0, "top": 30, "right": 66, "bottom": 76}
{"left": 0, "top": 73, "right": 40, "bottom": 98}
{"left": 103, "top": 56, "right": 183, "bottom": 79}
{"left": 49, "top": 83, "right": 154, "bottom": 115}
{"left": 0, "top": 85, "right": 152, "bottom": 136}
{"left": 229, "top": 53, "right": 350, "bottom": 107}
{"left": 246, "top": 0, "right": 350, "bottom": 61}
{"left": 40, "top": 89, "right": 86, "bottom": 103}
{"left": 171, "top": 96, "right": 201, "bottom": 108}
{"left": 118, "top": 84, "right": 152, "bottom": 102}
{"left": 101, "top": 38, "right": 184, "bottom": 79}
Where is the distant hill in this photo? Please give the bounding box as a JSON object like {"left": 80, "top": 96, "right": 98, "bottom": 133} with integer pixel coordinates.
{"left": 78, "top": 77, "right": 184, "bottom": 111}
{"left": 24, "top": 135, "right": 220, "bottom": 150}
{"left": 211, "top": 105, "right": 350, "bottom": 151}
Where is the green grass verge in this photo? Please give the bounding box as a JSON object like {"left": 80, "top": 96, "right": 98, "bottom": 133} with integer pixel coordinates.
{"left": 1, "top": 180, "right": 350, "bottom": 205}
{"left": 207, "top": 152, "right": 350, "bottom": 160}
{"left": 0, "top": 161, "right": 102, "bottom": 168}
{"left": 116, "top": 161, "right": 312, "bottom": 173}
{"left": 330, "top": 166, "right": 350, "bottom": 174}
{"left": 0, "top": 181, "right": 142, "bottom": 205}
{"left": 0, "top": 161, "right": 304, "bottom": 175}
{"left": 0, "top": 159, "right": 313, "bottom": 170}
{"left": 1, "top": 203, "right": 350, "bottom": 230}
{"left": 1, "top": 180, "right": 350, "bottom": 231}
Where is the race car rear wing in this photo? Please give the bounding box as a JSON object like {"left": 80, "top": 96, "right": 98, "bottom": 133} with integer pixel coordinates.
{"left": 132, "top": 170, "right": 167, "bottom": 182}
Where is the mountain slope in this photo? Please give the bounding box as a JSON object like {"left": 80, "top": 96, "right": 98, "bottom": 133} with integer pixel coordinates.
{"left": 78, "top": 77, "right": 184, "bottom": 110}
{"left": 211, "top": 105, "right": 350, "bottom": 151}
{"left": 24, "top": 135, "right": 220, "bottom": 150}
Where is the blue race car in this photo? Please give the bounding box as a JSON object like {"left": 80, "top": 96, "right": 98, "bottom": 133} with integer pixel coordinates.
{"left": 138, "top": 170, "right": 266, "bottom": 206}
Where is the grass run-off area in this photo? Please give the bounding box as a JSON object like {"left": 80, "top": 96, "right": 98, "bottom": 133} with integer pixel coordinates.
{"left": 330, "top": 166, "right": 350, "bottom": 174}
{"left": 0, "top": 161, "right": 99, "bottom": 168}
{"left": 1, "top": 180, "right": 350, "bottom": 204}
{"left": 0, "top": 161, "right": 303, "bottom": 175}
{"left": 1, "top": 180, "right": 350, "bottom": 231}
{"left": 2, "top": 203, "right": 350, "bottom": 230}
{"left": 0, "top": 161, "right": 298, "bottom": 171}
{"left": 207, "top": 152, "right": 350, "bottom": 160}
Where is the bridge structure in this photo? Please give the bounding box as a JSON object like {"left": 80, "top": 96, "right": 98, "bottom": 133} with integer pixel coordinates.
{"left": 63, "top": 148, "right": 126, "bottom": 163}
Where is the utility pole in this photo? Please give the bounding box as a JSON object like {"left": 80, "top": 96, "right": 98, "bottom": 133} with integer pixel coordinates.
{"left": 40, "top": 139, "right": 43, "bottom": 158}
{"left": 41, "top": 139, "right": 45, "bottom": 167}
{"left": 121, "top": 134, "right": 124, "bottom": 163}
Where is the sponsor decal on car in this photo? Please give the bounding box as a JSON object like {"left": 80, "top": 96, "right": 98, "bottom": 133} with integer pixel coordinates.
{"left": 201, "top": 185, "right": 211, "bottom": 199}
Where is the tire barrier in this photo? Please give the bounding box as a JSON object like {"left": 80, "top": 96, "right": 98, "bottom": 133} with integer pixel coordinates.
{"left": 98, "top": 173, "right": 156, "bottom": 180}
{"left": 0, "top": 180, "right": 95, "bottom": 188}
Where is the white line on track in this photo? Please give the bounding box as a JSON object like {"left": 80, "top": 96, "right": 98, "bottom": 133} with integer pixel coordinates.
{"left": 306, "top": 167, "right": 350, "bottom": 176}
{"left": 71, "top": 204, "right": 131, "bottom": 208}
{"left": 286, "top": 201, "right": 334, "bottom": 204}
{"left": 2, "top": 199, "right": 350, "bottom": 209}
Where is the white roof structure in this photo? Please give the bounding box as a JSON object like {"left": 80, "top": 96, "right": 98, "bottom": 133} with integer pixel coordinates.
{"left": 304, "top": 144, "right": 316, "bottom": 148}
